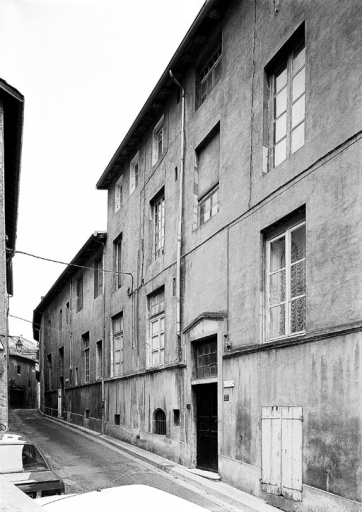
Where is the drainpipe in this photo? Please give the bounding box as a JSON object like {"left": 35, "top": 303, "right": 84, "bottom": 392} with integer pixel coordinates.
{"left": 169, "top": 70, "right": 185, "bottom": 346}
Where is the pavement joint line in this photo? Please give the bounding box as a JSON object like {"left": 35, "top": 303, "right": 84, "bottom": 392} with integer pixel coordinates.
{"left": 38, "top": 411, "right": 279, "bottom": 512}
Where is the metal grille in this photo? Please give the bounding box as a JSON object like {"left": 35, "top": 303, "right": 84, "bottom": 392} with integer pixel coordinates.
{"left": 153, "top": 408, "right": 166, "bottom": 435}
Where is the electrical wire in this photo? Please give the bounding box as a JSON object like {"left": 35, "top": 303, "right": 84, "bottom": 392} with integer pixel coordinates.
{"left": 7, "top": 249, "right": 133, "bottom": 279}
{"left": 9, "top": 314, "right": 70, "bottom": 335}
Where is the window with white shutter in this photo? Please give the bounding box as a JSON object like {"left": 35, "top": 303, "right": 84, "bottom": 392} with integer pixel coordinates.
{"left": 261, "top": 406, "right": 303, "bottom": 501}
{"left": 112, "top": 313, "right": 124, "bottom": 376}
{"left": 147, "top": 288, "right": 165, "bottom": 368}
{"left": 130, "top": 151, "right": 140, "bottom": 194}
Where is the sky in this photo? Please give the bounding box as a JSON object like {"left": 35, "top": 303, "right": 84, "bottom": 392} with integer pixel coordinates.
{"left": 0, "top": 0, "right": 205, "bottom": 341}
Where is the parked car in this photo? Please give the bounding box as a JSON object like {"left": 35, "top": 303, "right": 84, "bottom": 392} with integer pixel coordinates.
{"left": 36, "top": 484, "right": 208, "bottom": 511}
{"left": 0, "top": 432, "right": 65, "bottom": 499}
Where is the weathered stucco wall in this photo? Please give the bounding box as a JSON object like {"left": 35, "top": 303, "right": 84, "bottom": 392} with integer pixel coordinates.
{"left": 0, "top": 99, "right": 7, "bottom": 428}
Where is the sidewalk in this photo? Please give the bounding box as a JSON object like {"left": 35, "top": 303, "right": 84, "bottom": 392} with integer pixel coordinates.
{"left": 41, "top": 412, "right": 279, "bottom": 512}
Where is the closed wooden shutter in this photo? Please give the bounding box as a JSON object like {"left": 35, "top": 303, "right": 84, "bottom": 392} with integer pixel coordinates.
{"left": 261, "top": 406, "right": 302, "bottom": 501}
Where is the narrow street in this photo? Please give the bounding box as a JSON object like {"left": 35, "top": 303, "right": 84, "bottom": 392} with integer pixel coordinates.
{"left": 9, "top": 409, "right": 236, "bottom": 512}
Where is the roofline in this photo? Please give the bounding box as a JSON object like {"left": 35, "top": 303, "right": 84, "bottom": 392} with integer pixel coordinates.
{"left": 96, "top": 0, "right": 223, "bottom": 190}
{"left": 32, "top": 231, "right": 107, "bottom": 340}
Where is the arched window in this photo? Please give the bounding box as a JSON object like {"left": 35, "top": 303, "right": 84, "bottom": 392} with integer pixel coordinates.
{"left": 153, "top": 408, "right": 166, "bottom": 435}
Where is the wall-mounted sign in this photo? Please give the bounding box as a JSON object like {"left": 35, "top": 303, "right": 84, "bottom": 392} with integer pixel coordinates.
{"left": 223, "top": 380, "right": 234, "bottom": 388}
{"left": 224, "top": 395, "right": 230, "bottom": 401}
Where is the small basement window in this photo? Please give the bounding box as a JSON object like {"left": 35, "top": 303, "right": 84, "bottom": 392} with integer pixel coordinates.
{"left": 153, "top": 408, "right": 166, "bottom": 435}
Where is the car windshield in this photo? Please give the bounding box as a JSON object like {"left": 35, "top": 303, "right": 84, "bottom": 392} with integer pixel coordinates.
{"left": 22, "top": 443, "right": 48, "bottom": 471}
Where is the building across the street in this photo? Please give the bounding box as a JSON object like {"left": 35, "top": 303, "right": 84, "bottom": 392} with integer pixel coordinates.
{"left": 8, "top": 336, "right": 39, "bottom": 409}
{"left": 33, "top": 1, "right": 362, "bottom": 511}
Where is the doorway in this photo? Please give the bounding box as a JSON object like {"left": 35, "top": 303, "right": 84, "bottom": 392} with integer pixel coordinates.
{"left": 196, "top": 383, "right": 218, "bottom": 472}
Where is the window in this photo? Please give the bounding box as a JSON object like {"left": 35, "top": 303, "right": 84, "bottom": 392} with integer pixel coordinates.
{"left": 114, "top": 414, "right": 120, "bottom": 426}
{"left": 76, "top": 276, "right": 83, "bottom": 312}
{"left": 265, "top": 28, "right": 305, "bottom": 169}
{"left": 82, "top": 333, "right": 90, "bottom": 383}
{"left": 266, "top": 221, "right": 306, "bottom": 340}
{"left": 199, "top": 186, "right": 219, "bottom": 226}
{"left": 196, "top": 339, "right": 217, "bottom": 379}
{"left": 152, "top": 192, "right": 165, "bottom": 258}
{"left": 96, "top": 340, "right": 102, "bottom": 380}
{"left": 59, "top": 347, "right": 64, "bottom": 377}
{"left": 261, "top": 406, "right": 303, "bottom": 501}
{"left": 112, "top": 313, "right": 123, "bottom": 376}
{"left": 17, "top": 365, "right": 21, "bottom": 375}
{"left": 46, "top": 354, "right": 52, "bottom": 391}
{"left": 153, "top": 408, "right": 166, "bottom": 435}
{"left": 94, "top": 255, "right": 103, "bottom": 298}
{"left": 195, "top": 124, "right": 220, "bottom": 227}
{"left": 130, "top": 151, "right": 139, "bottom": 194}
{"left": 59, "top": 309, "right": 62, "bottom": 331}
{"left": 196, "top": 43, "right": 222, "bottom": 109}
{"left": 148, "top": 288, "right": 165, "bottom": 367}
{"left": 65, "top": 302, "right": 70, "bottom": 328}
{"left": 114, "top": 236, "right": 122, "bottom": 289}
{"left": 152, "top": 116, "right": 164, "bottom": 165}
{"left": 173, "top": 409, "right": 180, "bottom": 426}
{"left": 75, "top": 366, "right": 79, "bottom": 386}
{"left": 115, "top": 175, "right": 123, "bottom": 212}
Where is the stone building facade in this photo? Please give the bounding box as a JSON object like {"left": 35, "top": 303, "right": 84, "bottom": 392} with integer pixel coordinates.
{"left": 8, "top": 336, "right": 38, "bottom": 409}
{"left": 34, "top": 1, "right": 362, "bottom": 511}
{"left": 0, "top": 80, "right": 24, "bottom": 429}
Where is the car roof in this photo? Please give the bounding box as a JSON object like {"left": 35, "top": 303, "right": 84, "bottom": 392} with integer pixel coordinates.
{"left": 38, "top": 485, "right": 208, "bottom": 511}
{"left": 0, "top": 433, "right": 28, "bottom": 445}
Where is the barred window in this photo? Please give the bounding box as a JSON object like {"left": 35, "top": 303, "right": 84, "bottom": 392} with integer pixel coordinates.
{"left": 153, "top": 408, "right": 166, "bottom": 436}
{"left": 196, "top": 339, "right": 217, "bottom": 379}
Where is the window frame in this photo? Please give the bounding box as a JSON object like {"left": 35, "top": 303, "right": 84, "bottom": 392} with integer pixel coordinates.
{"left": 152, "top": 193, "right": 165, "bottom": 258}
{"left": 112, "top": 313, "right": 124, "bottom": 376}
{"left": 265, "top": 27, "right": 305, "bottom": 171}
{"left": 114, "top": 235, "right": 122, "bottom": 289}
{"left": 82, "top": 333, "right": 90, "bottom": 383}
{"left": 147, "top": 288, "right": 165, "bottom": 368}
{"left": 265, "top": 220, "right": 306, "bottom": 341}
{"left": 198, "top": 184, "right": 219, "bottom": 226}
{"left": 130, "top": 151, "right": 140, "bottom": 194}
{"left": 94, "top": 255, "right": 103, "bottom": 298}
{"left": 152, "top": 116, "right": 165, "bottom": 166}
{"left": 196, "top": 42, "right": 222, "bottom": 109}
{"left": 115, "top": 175, "right": 123, "bottom": 212}
{"left": 76, "top": 276, "right": 83, "bottom": 312}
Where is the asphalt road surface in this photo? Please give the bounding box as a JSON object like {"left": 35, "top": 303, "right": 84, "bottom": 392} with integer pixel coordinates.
{"left": 9, "top": 409, "right": 235, "bottom": 511}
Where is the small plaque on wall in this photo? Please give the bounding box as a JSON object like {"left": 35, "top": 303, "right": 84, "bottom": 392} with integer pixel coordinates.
{"left": 224, "top": 395, "right": 229, "bottom": 401}
{"left": 223, "top": 380, "right": 234, "bottom": 388}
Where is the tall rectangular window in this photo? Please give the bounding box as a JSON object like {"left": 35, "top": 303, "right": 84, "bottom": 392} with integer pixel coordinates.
{"left": 82, "top": 333, "right": 90, "bottom": 383}
{"left": 76, "top": 276, "right": 83, "bottom": 312}
{"left": 112, "top": 314, "right": 123, "bottom": 376}
{"left": 266, "top": 220, "right": 306, "bottom": 340}
{"left": 196, "top": 42, "right": 222, "bottom": 109}
{"left": 152, "top": 116, "right": 164, "bottom": 165}
{"left": 114, "top": 236, "right": 122, "bottom": 289}
{"left": 46, "top": 354, "right": 52, "bottom": 391}
{"left": 59, "top": 309, "right": 62, "bottom": 331}
{"left": 148, "top": 288, "right": 165, "bottom": 367}
{"left": 261, "top": 406, "right": 303, "bottom": 501}
{"left": 115, "top": 175, "right": 123, "bottom": 212}
{"left": 152, "top": 191, "right": 165, "bottom": 258}
{"left": 65, "top": 302, "right": 70, "bottom": 328}
{"left": 94, "top": 255, "right": 103, "bottom": 298}
{"left": 265, "top": 26, "right": 305, "bottom": 170}
{"left": 195, "top": 125, "right": 220, "bottom": 226}
{"left": 96, "top": 341, "right": 102, "bottom": 380}
{"left": 130, "top": 151, "right": 140, "bottom": 194}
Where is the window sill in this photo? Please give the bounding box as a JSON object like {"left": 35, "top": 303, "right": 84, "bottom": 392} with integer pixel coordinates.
{"left": 223, "top": 320, "right": 362, "bottom": 359}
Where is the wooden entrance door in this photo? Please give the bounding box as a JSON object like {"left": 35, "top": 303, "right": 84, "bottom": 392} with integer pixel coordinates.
{"left": 196, "top": 383, "right": 218, "bottom": 472}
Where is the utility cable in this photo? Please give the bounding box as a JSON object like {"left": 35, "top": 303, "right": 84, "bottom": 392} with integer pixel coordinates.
{"left": 7, "top": 249, "right": 133, "bottom": 279}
